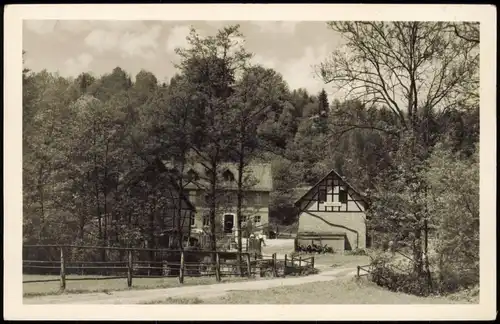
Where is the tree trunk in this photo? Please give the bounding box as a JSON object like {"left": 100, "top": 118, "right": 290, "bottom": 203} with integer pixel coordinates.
{"left": 37, "top": 164, "right": 45, "bottom": 242}
{"left": 92, "top": 123, "right": 104, "bottom": 260}
{"left": 412, "top": 229, "right": 424, "bottom": 275}
{"left": 236, "top": 139, "right": 244, "bottom": 276}
{"left": 38, "top": 186, "right": 45, "bottom": 242}
{"left": 95, "top": 183, "right": 104, "bottom": 261}
{"left": 423, "top": 218, "right": 432, "bottom": 291}
{"left": 103, "top": 141, "right": 109, "bottom": 250}
{"left": 175, "top": 152, "right": 187, "bottom": 250}
{"left": 209, "top": 165, "right": 217, "bottom": 253}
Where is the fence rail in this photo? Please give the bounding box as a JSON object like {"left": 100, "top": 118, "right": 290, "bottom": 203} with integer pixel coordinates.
{"left": 357, "top": 264, "right": 372, "bottom": 278}
{"left": 23, "top": 245, "right": 314, "bottom": 292}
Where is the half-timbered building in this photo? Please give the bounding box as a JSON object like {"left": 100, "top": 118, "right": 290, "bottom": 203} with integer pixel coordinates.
{"left": 294, "top": 169, "right": 369, "bottom": 253}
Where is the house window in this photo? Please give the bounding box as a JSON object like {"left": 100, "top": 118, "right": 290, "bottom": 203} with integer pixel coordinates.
{"left": 253, "top": 215, "right": 261, "bottom": 224}
{"left": 318, "top": 188, "right": 327, "bottom": 202}
{"left": 339, "top": 189, "right": 348, "bottom": 204}
{"left": 202, "top": 213, "right": 210, "bottom": 226}
{"left": 240, "top": 215, "right": 247, "bottom": 223}
{"left": 224, "top": 192, "right": 234, "bottom": 205}
{"left": 254, "top": 192, "right": 262, "bottom": 205}
{"left": 222, "top": 169, "right": 235, "bottom": 182}
{"left": 187, "top": 169, "right": 199, "bottom": 182}
{"left": 188, "top": 191, "right": 197, "bottom": 204}
{"left": 190, "top": 212, "right": 195, "bottom": 226}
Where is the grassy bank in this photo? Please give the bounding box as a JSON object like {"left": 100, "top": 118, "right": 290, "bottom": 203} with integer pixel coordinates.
{"left": 145, "top": 277, "right": 475, "bottom": 304}
{"left": 23, "top": 274, "right": 251, "bottom": 298}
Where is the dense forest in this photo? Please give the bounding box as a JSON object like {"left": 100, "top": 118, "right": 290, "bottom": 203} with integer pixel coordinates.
{"left": 23, "top": 22, "right": 479, "bottom": 295}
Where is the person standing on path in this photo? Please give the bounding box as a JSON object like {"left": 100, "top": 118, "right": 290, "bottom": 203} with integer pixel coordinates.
{"left": 258, "top": 232, "right": 266, "bottom": 246}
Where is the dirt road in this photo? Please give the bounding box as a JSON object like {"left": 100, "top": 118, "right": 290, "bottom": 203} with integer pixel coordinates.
{"left": 23, "top": 266, "right": 357, "bottom": 305}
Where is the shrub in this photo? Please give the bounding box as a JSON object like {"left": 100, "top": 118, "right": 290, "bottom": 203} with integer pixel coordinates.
{"left": 432, "top": 258, "right": 479, "bottom": 294}
{"left": 445, "top": 285, "right": 479, "bottom": 303}
{"left": 296, "top": 243, "right": 335, "bottom": 254}
{"left": 345, "top": 248, "right": 367, "bottom": 256}
{"left": 370, "top": 265, "right": 432, "bottom": 296}
{"left": 368, "top": 253, "right": 433, "bottom": 296}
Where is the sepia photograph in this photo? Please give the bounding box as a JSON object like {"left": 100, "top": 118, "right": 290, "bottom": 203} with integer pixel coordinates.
{"left": 4, "top": 3, "right": 496, "bottom": 321}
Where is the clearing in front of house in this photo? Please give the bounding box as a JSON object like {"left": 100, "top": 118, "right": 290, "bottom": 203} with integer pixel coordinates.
{"left": 145, "top": 276, "right": 475, "bottom": 304}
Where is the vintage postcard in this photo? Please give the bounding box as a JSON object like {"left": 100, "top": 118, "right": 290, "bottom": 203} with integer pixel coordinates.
{"left": 4, "top": 3, "right": 497, "bottom": 321}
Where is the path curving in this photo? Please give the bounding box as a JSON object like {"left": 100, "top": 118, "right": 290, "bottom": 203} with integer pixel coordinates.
{"left": 23, "top": 266, "right": 357, "bottom": 305}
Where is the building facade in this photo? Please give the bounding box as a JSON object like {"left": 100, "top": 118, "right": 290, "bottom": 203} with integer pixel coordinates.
{"left": 294, "top": 169, "right": 369, "bottom": 253}
{"left": 163, "top": 161, "right": 273, "bottom": 240}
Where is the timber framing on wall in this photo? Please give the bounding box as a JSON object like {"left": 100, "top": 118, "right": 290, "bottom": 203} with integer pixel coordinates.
{"left": 294, "top": 169, "right": 368, "bottom": 215}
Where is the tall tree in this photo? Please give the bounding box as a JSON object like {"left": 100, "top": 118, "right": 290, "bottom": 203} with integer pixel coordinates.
{"left": 423, "top": 142, "right": 479, "bottom": 291}
{"left": 23, "top": 71, "right": 80, "bottom": 244}
{"left": 228, "top": 65, "right": 285, "bottom": 267}
{"left": 75, "top": 72, "right": 96, "bottom": 95}
{"left": 318, "top": 21, "right": 479, "bottom": 286}
{"left": 154, "top": 74, "right": 197, "bottom": 248}
{"left": 318, "top": 22, "right": 479, "bottom": 140}
{"left": 318, "top": 88, "right": 329, "bottom": 117}
{"left": 88, "top": 67, "right": 132, "bottom": 102}
{"left": 174, "top": 25, "right": 251, "bottom": 251}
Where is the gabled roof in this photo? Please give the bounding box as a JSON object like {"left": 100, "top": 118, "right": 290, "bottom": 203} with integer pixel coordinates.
{"left": 162, "top": 161, "right": 273, "bottom": 192}
{"left": 122, "top": 158, "right": 196, "bottom": 211}
{"left": 291, "top": 187, "right": 313, "bottom": 202}
{"left": 294, "top": 169, "right": 368, "bottom": 207}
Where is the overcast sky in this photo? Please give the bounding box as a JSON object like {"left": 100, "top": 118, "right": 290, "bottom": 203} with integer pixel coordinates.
{"left": 23, "top": 20, "right": 344, "bottom": 97}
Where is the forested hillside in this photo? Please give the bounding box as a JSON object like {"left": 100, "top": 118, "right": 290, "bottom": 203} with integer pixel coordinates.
{"left": 23, "top": 22, "right": 479, "bottom": 294}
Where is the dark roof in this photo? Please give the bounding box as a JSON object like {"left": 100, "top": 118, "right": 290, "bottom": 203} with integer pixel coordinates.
{"left": 157, "top": 160, "right": 196, "bottom": 212}
{"left": 121, "top": 158, "right": 196, "bottom": 212}
{"left": 294, "top": 169, "right": 368, "bottom": 206}
{"left": 162, "top": 161, "right": 273, "bottom": 192}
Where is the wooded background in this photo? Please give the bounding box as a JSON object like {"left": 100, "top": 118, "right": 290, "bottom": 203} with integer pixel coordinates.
{"left": 23, "top": 22, "right": 479, "bottom": 295}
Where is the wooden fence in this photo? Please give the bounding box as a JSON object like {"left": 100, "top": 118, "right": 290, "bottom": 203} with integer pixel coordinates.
{"left": 23, "top": 245, "right": 314, "bottom": 292}
{"left": 357, "top": 264, "right": 372, "bottom": 278}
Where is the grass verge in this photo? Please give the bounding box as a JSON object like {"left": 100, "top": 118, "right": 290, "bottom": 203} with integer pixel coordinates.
{"left": 23, "top": 274, "right": 252, "bottom": 298}
{"left": 146, "top": 277, "right": 475, "bottom": 304}
{"left": 143, "top": 297, "right": 205, "bottom": 304}
{"left": 23, "top": 254, "right": 373, "bottom": 299}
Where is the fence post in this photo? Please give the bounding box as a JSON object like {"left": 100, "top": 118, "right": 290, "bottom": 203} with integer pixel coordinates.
{"left": 298, "top": 256, "right": 302, "bottom": 275}
{"left": 215, "top": 252, "right": 221, "bottom": 282}
{"left": 60, "top": 246, "right": 66, "bottom": 291}
{"left": 127, "top": 250, "right": 133, "bottom": 288}
{"left": 246, "top": 253, "right": 251, "bottom": 278}
{"left": 237, "top": 252, "right": 243, "bottom": 277}
{"left": 178, "top": 251, "right": 185, "bottom": 284}
{"left": 272, "top": 253, "right": 277, "bottom": 277}
{"left": 311, "top": 256, "right": 315, "bottom": 270}
{"left": 357, "top": 265, "right": 360, "bottom": 278}
{"left": 284, "top": 254, "right": 288, "bottom": 277}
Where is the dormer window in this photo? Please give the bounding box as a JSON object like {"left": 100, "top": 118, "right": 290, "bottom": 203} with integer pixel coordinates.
{"left": 222, "top": 169, "right": 235, "bottom": 182}
{"left": 186, "top": 169, "right": 199, "bottom": 182}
